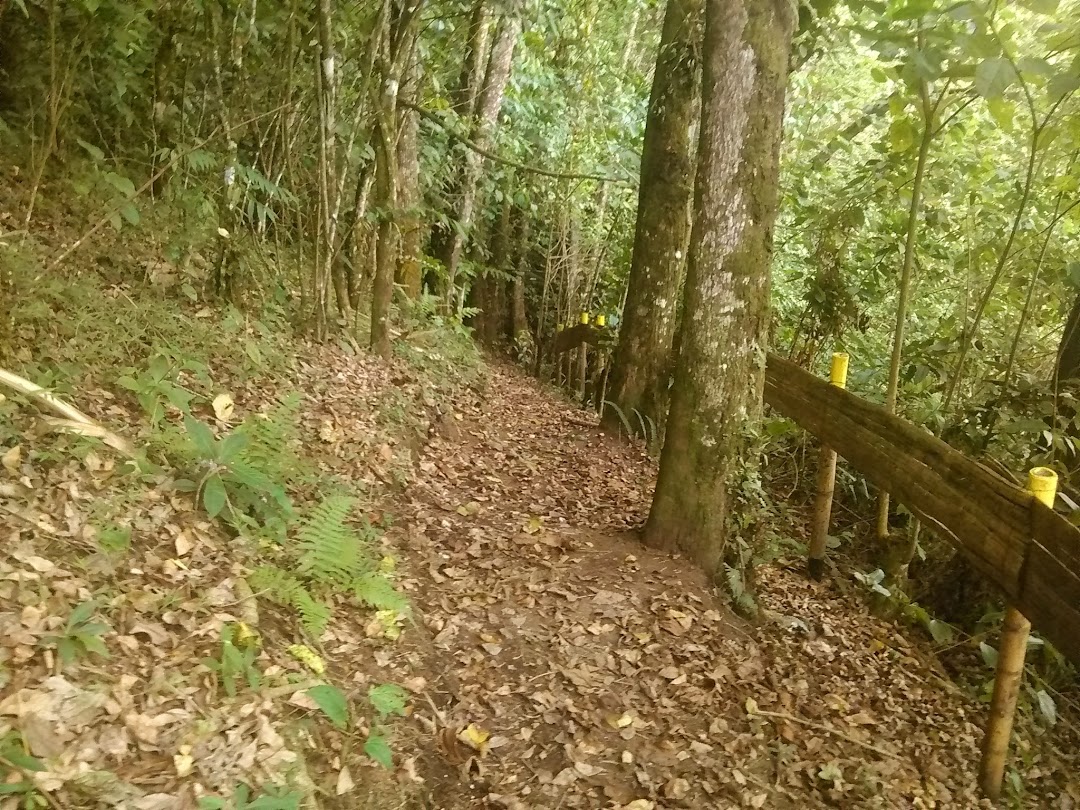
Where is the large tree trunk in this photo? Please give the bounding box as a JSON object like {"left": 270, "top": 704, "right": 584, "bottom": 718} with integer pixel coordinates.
{"left": 429, "top": 6, "right": 519, "bottom": 307}
{"left": 1056, "top": 290, "right": 1080, "bottom": 382}
{"left": 602, "top": 0, "right": 701, "bottom": 437}
{"left": 643, "top": 0, "right": 794, "bottom": 578}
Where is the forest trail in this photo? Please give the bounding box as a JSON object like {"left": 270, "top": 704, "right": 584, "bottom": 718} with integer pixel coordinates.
{"left": 374, "top": 362, "right": 1076, "bottom": 809}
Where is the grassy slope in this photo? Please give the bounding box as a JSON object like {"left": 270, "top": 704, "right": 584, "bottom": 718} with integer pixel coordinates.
{"left": 0, "top": 163, "right": 484, "bottom": 808}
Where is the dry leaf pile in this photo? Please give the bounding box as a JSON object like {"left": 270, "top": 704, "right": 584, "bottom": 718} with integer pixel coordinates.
{"left": 381, "top": 362, "right": 1080, "bottom": 809}
{"left": 2, "top": 338, "right": 1079, "bottom": 810}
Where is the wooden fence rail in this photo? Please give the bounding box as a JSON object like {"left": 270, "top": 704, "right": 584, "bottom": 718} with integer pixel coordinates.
{"left": 551, "top": 327, "right": 1080, "bottom": 665}
{"left": 764, "top": 354, "right": 1080, "bottom": 665}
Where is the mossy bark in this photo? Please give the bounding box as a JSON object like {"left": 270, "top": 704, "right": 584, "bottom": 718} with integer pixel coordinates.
{"left": 602, "top": 0, "right": 701, "bottom": 437}
{"left": 644, "top": 0, "right": 794, "bottom": 578}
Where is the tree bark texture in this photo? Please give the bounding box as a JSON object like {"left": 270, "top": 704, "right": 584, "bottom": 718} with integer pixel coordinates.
{"left": 643, "top": 0, "right": 795, "bottom": 577}
{"left": 396, "top": 53, "right": 424, "bottom": 298}
{"left": 602, "top": 0, "right": 702, "bottom": 436}
{"left": 430, "top": 7, "right": 519, "bottom": 301}
{"left": 370, "top": 0, "right": 423, "bottom": 357}
{"left": 1056, "top": 289, "right": 1080, "bottom": 381}
{"left": 452, "top": 0, "right": 491, "bottom": 117}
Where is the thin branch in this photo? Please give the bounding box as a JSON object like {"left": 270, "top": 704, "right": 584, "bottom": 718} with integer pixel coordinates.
{"left": 406, "top": 102, "right": 635, "bottom": 185}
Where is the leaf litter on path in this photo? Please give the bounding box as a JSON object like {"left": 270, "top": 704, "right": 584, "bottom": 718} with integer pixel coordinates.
{"left": 2, "top": 343, "right": 1078, "bottom": 809}
{"left": 384, "top": 361, "right": 1079, "bottom": 809}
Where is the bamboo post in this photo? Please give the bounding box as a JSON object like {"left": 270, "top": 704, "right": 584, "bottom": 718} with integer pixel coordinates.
{"left": 978, "top": 466, "right": 1058, "bottom": 801}
{"left": 807, "top": 353, "right": 848, "bottom": 580}
{"left": 577, "top": 312, "right": 589, "bottom": 400}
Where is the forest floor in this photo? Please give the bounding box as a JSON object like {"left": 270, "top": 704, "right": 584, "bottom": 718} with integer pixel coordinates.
{"left": 377, "top": 361, "right": 1079, "bottom": 810}
{"left": 1, "top": 224, "right": 1079, "bottom": 807}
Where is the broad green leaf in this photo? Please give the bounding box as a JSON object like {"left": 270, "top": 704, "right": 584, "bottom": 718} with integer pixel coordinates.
{"left": 184, "top": 414, "right": 217, "bottom": 458}
{"left": 252, "top": 798, "right": 297, "bottom": 810}
{"left": 76, "top": 633, "right": 109, "bottom": 658}
{"left": 68, "top": 600, "right": 97, "bottom": 627}
{"left": 1048, "top": 72, "right": 1080, "bottom": 103}
{"left": 368, "top": 683, "right": 408, "bottom": 718}
{"left": 927, "top": 619, "right": 955, "bottom": 644}
{"left": 888, "top": 118, "right": 915, "bottom": 153}
{"left": 217, "top": 432, "right": 250, "bottom": 464}
{"left": 119, "top": 202, "right": 140, "bottom": 226}
{"left": 1019, "top": 0, "right": 1058, "bottom": 12}
{"left": 246, "top": 792, "right": 302, "bottom": 810}
{"left": 364, "top": 731, "right": 394, "bottom": 768}
{"left": 76, "top": 138, "right": 105, "bottom": 162}
{"left": 103, "top": 171, "right": 136, "bottom": 197}
{"left": 891, "top": 0, "right": 934, "bottom": 20}
{"left": 307, "top": 684, "right": 349, "bottom": 729}
{"left": 202, "top": 473, "right": 227, "bottom": 517}
{"left": 3, "top": 749, "right": 44, "bottom": 772}
{"left": 986, "top": 98, "right": 1014, "bottom": 130}
{"left": 0, "top": 781, "right": 35, "bottom": 795}
{"left": 1036, "top": 689, "right": 1057, "bottom": 726}
{"left": 979, "top": 642, "right": 999, "bottom": 667}
{"left": 975, "top": 57, "right": 1016, "bottom": 99}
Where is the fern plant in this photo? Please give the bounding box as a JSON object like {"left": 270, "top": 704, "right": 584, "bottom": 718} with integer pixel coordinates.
{"left": 250, "top": 497, "right": 406, "bottom": 638}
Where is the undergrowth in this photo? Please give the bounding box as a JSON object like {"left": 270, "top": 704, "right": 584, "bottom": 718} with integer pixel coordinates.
{"left": 0, "top": 224, "right": 484, "bottom": 799}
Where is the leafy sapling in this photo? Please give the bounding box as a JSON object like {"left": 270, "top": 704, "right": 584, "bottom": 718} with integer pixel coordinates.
{"left": 41, "top": 601, "right": 110, "bottom": 669}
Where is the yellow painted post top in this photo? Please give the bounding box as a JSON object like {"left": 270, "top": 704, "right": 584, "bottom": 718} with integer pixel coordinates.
{"left": 596, "top": 314, "right": 607, "bottom": 327}
{"left": 1028, "top": 467, "right": 1058, "bottom": 508}
{"left": 580, "top": 312, "right": 590, "bottom": 324}
{"left": 829, "top": 353, "right": 849, "bottom": 388}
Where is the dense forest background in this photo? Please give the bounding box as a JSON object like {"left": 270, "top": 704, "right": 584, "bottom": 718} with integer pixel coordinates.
{"left": 2, "top": 0, "right": 1080, "bottom": 804}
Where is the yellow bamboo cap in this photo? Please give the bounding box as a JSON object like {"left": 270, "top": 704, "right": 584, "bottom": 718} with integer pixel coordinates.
{"left": 596, "top": 314, "right": 606, "bottom": 327}
{"left": 1028, "top": 467, "right": 1058, "bottom": 508}
{"left": 829, "top": 353, "right": 849, "bottom": 388}
{"left": 580, "top": 312, "right": 590, "bottom": 324}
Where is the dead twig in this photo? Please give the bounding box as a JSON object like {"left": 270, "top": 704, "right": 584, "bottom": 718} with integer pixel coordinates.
{"left": 750, "top": 708, "right": 904, "bottom": 760}
{"left": 0, "top": 367, "right": 134, "bottom": 456}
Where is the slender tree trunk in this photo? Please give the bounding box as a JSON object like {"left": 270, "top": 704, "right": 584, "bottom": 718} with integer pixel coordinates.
{"left": 370, "top": 0, "right": 423, "bottom": 356}
{"left": 602, "top": 0, "right": 702, "bottom": 436}
{"left": 371, "top": 81, "right": 399, "bottom": 358}
{"left": 431, "top": 6, "right": 520, "bottom": 305}
{"left": 453, "top": 0, "right": 491, "bottom": 117}
{"left": 314, "top": 0, "right": 339, "bottom": 338}
{"left": 396, "top": 54, "right": 424, "bottom": 299}
{"left": 643, "top": 0, "right": 794, "bottom": 579}
{"left": 874, "top": 81, "right": 934, "bottom": 543}
{"left": 511, "top": 210, "right": 531, "bottom": 352}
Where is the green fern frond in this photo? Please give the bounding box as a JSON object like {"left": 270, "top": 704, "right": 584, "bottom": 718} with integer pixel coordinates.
{"left": 237, "top": 394, "right": 305, "bottom": 484}
{"left": 297, "top": 496, "right": 370, "bottom": 586}
{"left": 249, "top": 565, "right": 332, "bottom": 637}
{"left": 353, "top": 573, "right": 409, "bottom": 612}
{"left": 291, "top": 587, "right": 333, "bottom": 637}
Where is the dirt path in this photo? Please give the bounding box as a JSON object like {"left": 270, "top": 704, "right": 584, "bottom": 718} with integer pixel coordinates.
{"left": 384, "top": 362, "right": 1077, "bottom": 809}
